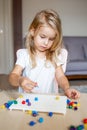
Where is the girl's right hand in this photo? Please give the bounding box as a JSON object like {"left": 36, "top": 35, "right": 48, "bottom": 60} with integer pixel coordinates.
{"left": 19, "top": 77, "right": 37, "bottom": 92}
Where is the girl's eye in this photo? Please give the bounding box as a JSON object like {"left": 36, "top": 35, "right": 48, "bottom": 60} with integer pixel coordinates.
{"left": 49, "top": 38, "right": 55, "bottom": 41}
{"left": 40, "top": 36, "right": 45, "bottom": 38}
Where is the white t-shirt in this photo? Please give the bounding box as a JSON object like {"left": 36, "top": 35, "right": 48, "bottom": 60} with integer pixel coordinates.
{"left": 16, "top": 48, "right": 68, "bottom": 94}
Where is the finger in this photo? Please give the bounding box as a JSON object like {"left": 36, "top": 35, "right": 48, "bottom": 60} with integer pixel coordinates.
{"left": 25, "top": 83, "right": 34, "bottom": 90}
{"left": 75, "top": 92, "right": 80, "bottom": 99}
{"left": 71, "top": 92, "right": 79, "bottom": 99}
{"left": 24, "top": 86, "right": 33, "bottom": 93}
{"left": 26, "top": 78, "right": 37, "bottom": 86}
{"left": 24, "top": 89, "right": 32, "bottom": 93}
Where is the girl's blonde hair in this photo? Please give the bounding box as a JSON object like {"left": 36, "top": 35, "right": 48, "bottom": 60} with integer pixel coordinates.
{"left": 26, "top": 9, "right": 63, "bottom": 68}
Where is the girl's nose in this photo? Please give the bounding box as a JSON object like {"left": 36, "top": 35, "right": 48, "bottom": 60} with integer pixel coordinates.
{"left": 44, "top": 39, "right": 49, "bottom": 45}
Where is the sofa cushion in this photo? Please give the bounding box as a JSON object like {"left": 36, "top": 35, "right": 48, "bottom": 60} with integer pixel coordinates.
{"left": 66, "top": 61, "right": 87, "bottom": 71}
{"left": 83, "top": 43, "right": 87, "bottom": 58}
{"left": 66, "top": 43, "right": 85, "bottom": 61}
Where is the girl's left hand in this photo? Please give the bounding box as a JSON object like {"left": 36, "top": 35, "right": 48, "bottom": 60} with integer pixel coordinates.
{"left": 64, "top": 88, "right": 80, "bottom": 99}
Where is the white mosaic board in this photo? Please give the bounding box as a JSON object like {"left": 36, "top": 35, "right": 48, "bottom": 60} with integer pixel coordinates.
{"left": 9, "top": 93, "right": 67, "bottom": 114}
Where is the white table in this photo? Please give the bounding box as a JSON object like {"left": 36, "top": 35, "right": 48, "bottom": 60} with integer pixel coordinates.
{"left": 0, "top": 90, "right": 87, "bottom": 130}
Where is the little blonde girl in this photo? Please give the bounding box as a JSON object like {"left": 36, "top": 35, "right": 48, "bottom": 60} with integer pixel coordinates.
{"left": 9, "top": 9, "right": 80, "bottom": 99}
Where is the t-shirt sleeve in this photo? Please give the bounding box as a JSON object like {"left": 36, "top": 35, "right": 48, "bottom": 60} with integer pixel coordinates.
{"left": 57, "top": 48, "right": 68, "bottom": 73}
{"left": 15, "top": 49, "right": 28, "bottom": 69}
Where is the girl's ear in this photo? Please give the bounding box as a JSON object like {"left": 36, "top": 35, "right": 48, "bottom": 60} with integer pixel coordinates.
{"left": 30, "top": 29, "right": 35, "bottom": 36}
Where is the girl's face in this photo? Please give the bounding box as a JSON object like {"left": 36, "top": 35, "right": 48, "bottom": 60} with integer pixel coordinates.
{"left": 33, "top": 24, "right": 56, "bottom": 54}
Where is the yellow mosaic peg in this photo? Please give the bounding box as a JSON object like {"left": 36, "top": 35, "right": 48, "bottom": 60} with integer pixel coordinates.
{"left": 77, "top": 103, "right": 80, "bottom": 107}
{"left": 55, "top": 96, "right": 60, "bottom": 100}
{"left": 84, "top": 124, "right": 87, "bottom": 130}
{"left": 19, "top": 95, "right": 23, "bottom": 98}
{"left": 26, "top": 110, "right": 32, "bottom": 115}
{"left": 0, "top": 105, "right": 5, "bottom": 109}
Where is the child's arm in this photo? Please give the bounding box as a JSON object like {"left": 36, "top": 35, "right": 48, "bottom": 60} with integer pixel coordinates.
{"left": 9, "top": 65, "right": 37, "bottom": 92}
{"left": 55, "top": 66, "right": 80, "bottom": 99}
{"left": 9, "top": 65, "right": 23, "bottom": 87}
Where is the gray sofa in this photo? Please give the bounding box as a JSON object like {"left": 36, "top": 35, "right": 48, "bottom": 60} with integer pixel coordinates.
{"left": 63, "top": 37, "right": 87, "bottom": 79}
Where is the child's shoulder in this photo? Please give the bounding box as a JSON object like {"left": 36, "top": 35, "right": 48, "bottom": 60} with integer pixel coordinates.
{"left": 16, "top": 49, "right": 29, "bottom": 57}
{"left": 17, "top": 49, "right": 28, "bottom": 55}
{"left": 60, "top": 48, "right": 68, "bottom": 55}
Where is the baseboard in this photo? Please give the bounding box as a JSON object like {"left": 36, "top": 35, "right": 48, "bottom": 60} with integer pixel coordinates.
{"left": 66, "top": 75, "right": 87, "bottom": 80}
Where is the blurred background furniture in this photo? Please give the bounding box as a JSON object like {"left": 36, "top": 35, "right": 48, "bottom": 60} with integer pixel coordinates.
{"left": 63, "top": 36, "right": 87, "bottom": 80}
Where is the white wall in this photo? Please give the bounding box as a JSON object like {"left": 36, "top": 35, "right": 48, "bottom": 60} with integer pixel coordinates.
{"left": 0, "top": 0, "right": 14, "bottom": 74}
{"left": 22, "top": 0, "right": 87, "bottom": 37}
